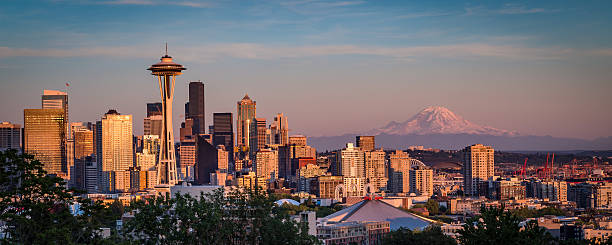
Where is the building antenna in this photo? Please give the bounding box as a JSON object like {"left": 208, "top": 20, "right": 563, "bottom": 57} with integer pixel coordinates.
{"left": 165, "top": 42, "right": 168, "bottom": 56}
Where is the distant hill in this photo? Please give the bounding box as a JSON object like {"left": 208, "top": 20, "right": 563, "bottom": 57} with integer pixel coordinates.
{"left": 308, "top": 106, "right": 611, "bottom": 151}
{"left": 309, "top": 133, "right": 612, "bottom": 152}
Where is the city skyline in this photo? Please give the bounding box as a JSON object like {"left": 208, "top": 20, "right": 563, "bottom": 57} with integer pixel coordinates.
{"left": 1, "top": 0, "right": 611, "bottom": 140}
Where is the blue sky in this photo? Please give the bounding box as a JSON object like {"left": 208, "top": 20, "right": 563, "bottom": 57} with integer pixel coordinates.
{"left": 1, "top": 0, "right": 611, "bottom": 139}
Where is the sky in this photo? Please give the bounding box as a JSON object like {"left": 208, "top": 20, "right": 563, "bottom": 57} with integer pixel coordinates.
{"left": 1, "top": 0, "right": 611, "bottom": 140}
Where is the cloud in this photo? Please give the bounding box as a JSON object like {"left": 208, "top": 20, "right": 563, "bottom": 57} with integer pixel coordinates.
{"left": 497, "top": 4, "right": 556, "bottom": 14}
{"left": 395, "top": 11, "right": 451, "bottom": 19}
{"left": 97, "top": 0, "right": 210, "bottom": 7}
{"left": 464, "top": 4, "right": 559, "bottom": 16}
{"left": 3, "top": 43, "right": 604, "bottom": 63}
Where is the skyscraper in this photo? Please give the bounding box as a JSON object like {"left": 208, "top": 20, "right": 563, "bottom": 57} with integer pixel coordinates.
{"left": 356, "top": 136, "right": 375, "bottom": 152}
{"left": 364, "top": 149, "right": 387, "bottom": 192}
{"left": 270, "top": 113, "right": 289, "bottom": 145}
{"left": 410, "top": 165, "right": 433, "bottom": 196}
{"left": 213, "top": 112, "right": 234, "bottom": 165}
{"left": 237, "top": 94, "right": 256, "bottom": 151}
{"left": 389, "top": 150, "right": 410, "bottom": 193}
{"left": 255, "top": 148, "right": 279, "bottom": 180}
{"left": 146, "top": 102, "right": 162, "bottom": 117}
{"left": 73, "top": 127, "right": 93, "bottom": 190}
{"left": 462, "top": 144, "right": 495, "bottom": 196}
{"left": 249, "top": 118, "right": 267, "bottom": 157}
{"left": 143, "top": 115, "right": 163, "bottom": 139}
{"left": 337, "top": 143, "right": 364, "bottom": 178}
{"left": 147, "top": 47, "right": 186, "bottom": 187}
{"left": 24, "top": 109, "right": 67, "bottom": 176}
{"left": 42, "top": 90, "right": 68, "bottom": 136}
{"left": 0, "top": 122, "right": 21, "bottom": 150}
{"left": 188, "top": 81, "right": 205, "bottom": 135}
{"left": 100, "top": 110, "right": 133, "bottom": 192}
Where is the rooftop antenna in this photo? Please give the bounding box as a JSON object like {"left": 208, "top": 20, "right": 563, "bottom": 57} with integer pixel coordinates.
{"left": 165, "top": 42, "right": 168, "bottom": 56}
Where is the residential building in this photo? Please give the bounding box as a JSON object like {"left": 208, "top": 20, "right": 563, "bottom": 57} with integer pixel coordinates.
{"left": 364, "top": 149, "right": 387, "bottom": 192}
{"left": 0, "top": 122, "right": 21, "bottom": 150}
{"left": 389, "top": 150, "right": 410, "bottom": 193}
{"left": 254, "top": 148, "right": 278, "bottom": 181}
{"left": 100, "top": 110, "right": 133, "bottom": 193}
{"left": 337, "top": 143, "right": 364, "bottom": 178}
{"left": 410, "top": 165, "right": 433, "bottom": 196}
{"left": 462, "top": 144, "right": 494, "bottom": 196}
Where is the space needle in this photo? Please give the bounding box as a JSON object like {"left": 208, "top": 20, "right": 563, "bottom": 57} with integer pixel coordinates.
{"left": 147, "top": 44, "right": 186, "bottom": 187}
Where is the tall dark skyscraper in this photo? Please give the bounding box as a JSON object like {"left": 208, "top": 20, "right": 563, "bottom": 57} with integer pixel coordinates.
{"left": 213, "top": 113, "right": 234, "bottom": 166}
{"left": 146, "top": 102, "right": 162, "bottom": 117}
{"left": 188, "top": 81, "right": 205, "bottom": 135}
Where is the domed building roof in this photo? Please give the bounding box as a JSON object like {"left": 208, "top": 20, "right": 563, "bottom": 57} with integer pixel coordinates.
{"left": 274, "top": 199, "right": 300, "bottom": 206}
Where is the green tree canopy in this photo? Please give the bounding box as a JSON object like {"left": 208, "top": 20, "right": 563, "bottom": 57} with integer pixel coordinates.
{"left": 458, "top": 205, "right": 555, "bottom": 245}
{"left": 123, "top": 188, "right": 319, "bottom": 245}
{"left": 0, "top": 150, "right": 111, "bottom": 244}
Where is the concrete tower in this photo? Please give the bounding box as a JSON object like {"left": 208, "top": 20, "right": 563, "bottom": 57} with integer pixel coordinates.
{"left": 147, "top": 45, "right": 186, "bottom": 187}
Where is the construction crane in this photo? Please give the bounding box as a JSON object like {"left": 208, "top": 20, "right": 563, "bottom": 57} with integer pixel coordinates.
{"left": 521, "top": 158, "right": 527, "bottom": 179}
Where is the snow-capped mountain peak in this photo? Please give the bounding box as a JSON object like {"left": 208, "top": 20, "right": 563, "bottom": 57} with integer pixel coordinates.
{"left": 370, "top": 106, "right": 517, "bottom": 136}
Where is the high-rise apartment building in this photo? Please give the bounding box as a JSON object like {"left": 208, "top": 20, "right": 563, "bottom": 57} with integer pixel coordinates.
{"left": 462, "top": 144, "right": 494, "bottom": 196}
{"left": 146, "top": 102, "right": 162, "bottom": 117}
{"left": 24, "top": 109, "right": 67, "bottom": 176}
{"left": 42, "top": 90, "right": 68, "bottom": 136}
{"left": 364, "top": 149, "right": 387, "bottom": 192}
{"left": 0, "top": 122, "right": 21, "bottom": 150}
{"left": 337, "top": 143, "right": 364, "bottom": 178}
{"left": 270, "top": 113, "right": 289, "bottom": 145}
{"left": 100, "top": 110, "right": 133, "bottom": 192}
{"left": 213, "top": 112, "right": 234, "bottom": 165}
{"left": 249, "top": 118, "right": 267, "bottom": 157}
{"left": 356, "top": 136, "right": 375, "bottom": 152}
{"left": 389, "top": 150, "right": 410, "bottom": 193}
{"left": 236, "top": 94, "right": 256, "bottom": 151}
{"left": 254, "top": 148, "right": 279, "bottom": 180}
{"left": 188, "top": 81, "right": 205, "bottom": 134}
{"left": 409, "top": 165, "right": 433, "bottom": 196}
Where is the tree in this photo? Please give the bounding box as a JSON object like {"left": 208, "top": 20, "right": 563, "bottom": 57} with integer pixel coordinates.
{"left": 458, "top": 205, "right": 555, "bottom": 245}
{"left": 0, "top": 150, "right": 110, "bottom": 244}
{"left": 425, "top": 199, "right": 440, "bottom": 215}
{"left": 123, "top": 187, "right": 320, "bottom": 244}
{"left": 383, "top": 226, "right": 457, "bottom": 245}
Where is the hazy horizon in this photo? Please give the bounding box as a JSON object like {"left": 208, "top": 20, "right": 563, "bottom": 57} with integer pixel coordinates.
{"left": 1, "top": 0, "right": 611, "bottom": 140}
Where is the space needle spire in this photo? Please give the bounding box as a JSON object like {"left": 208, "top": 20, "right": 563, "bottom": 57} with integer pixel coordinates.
{"left": 147, "top": 44, "right": 186, "bottom": 187}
